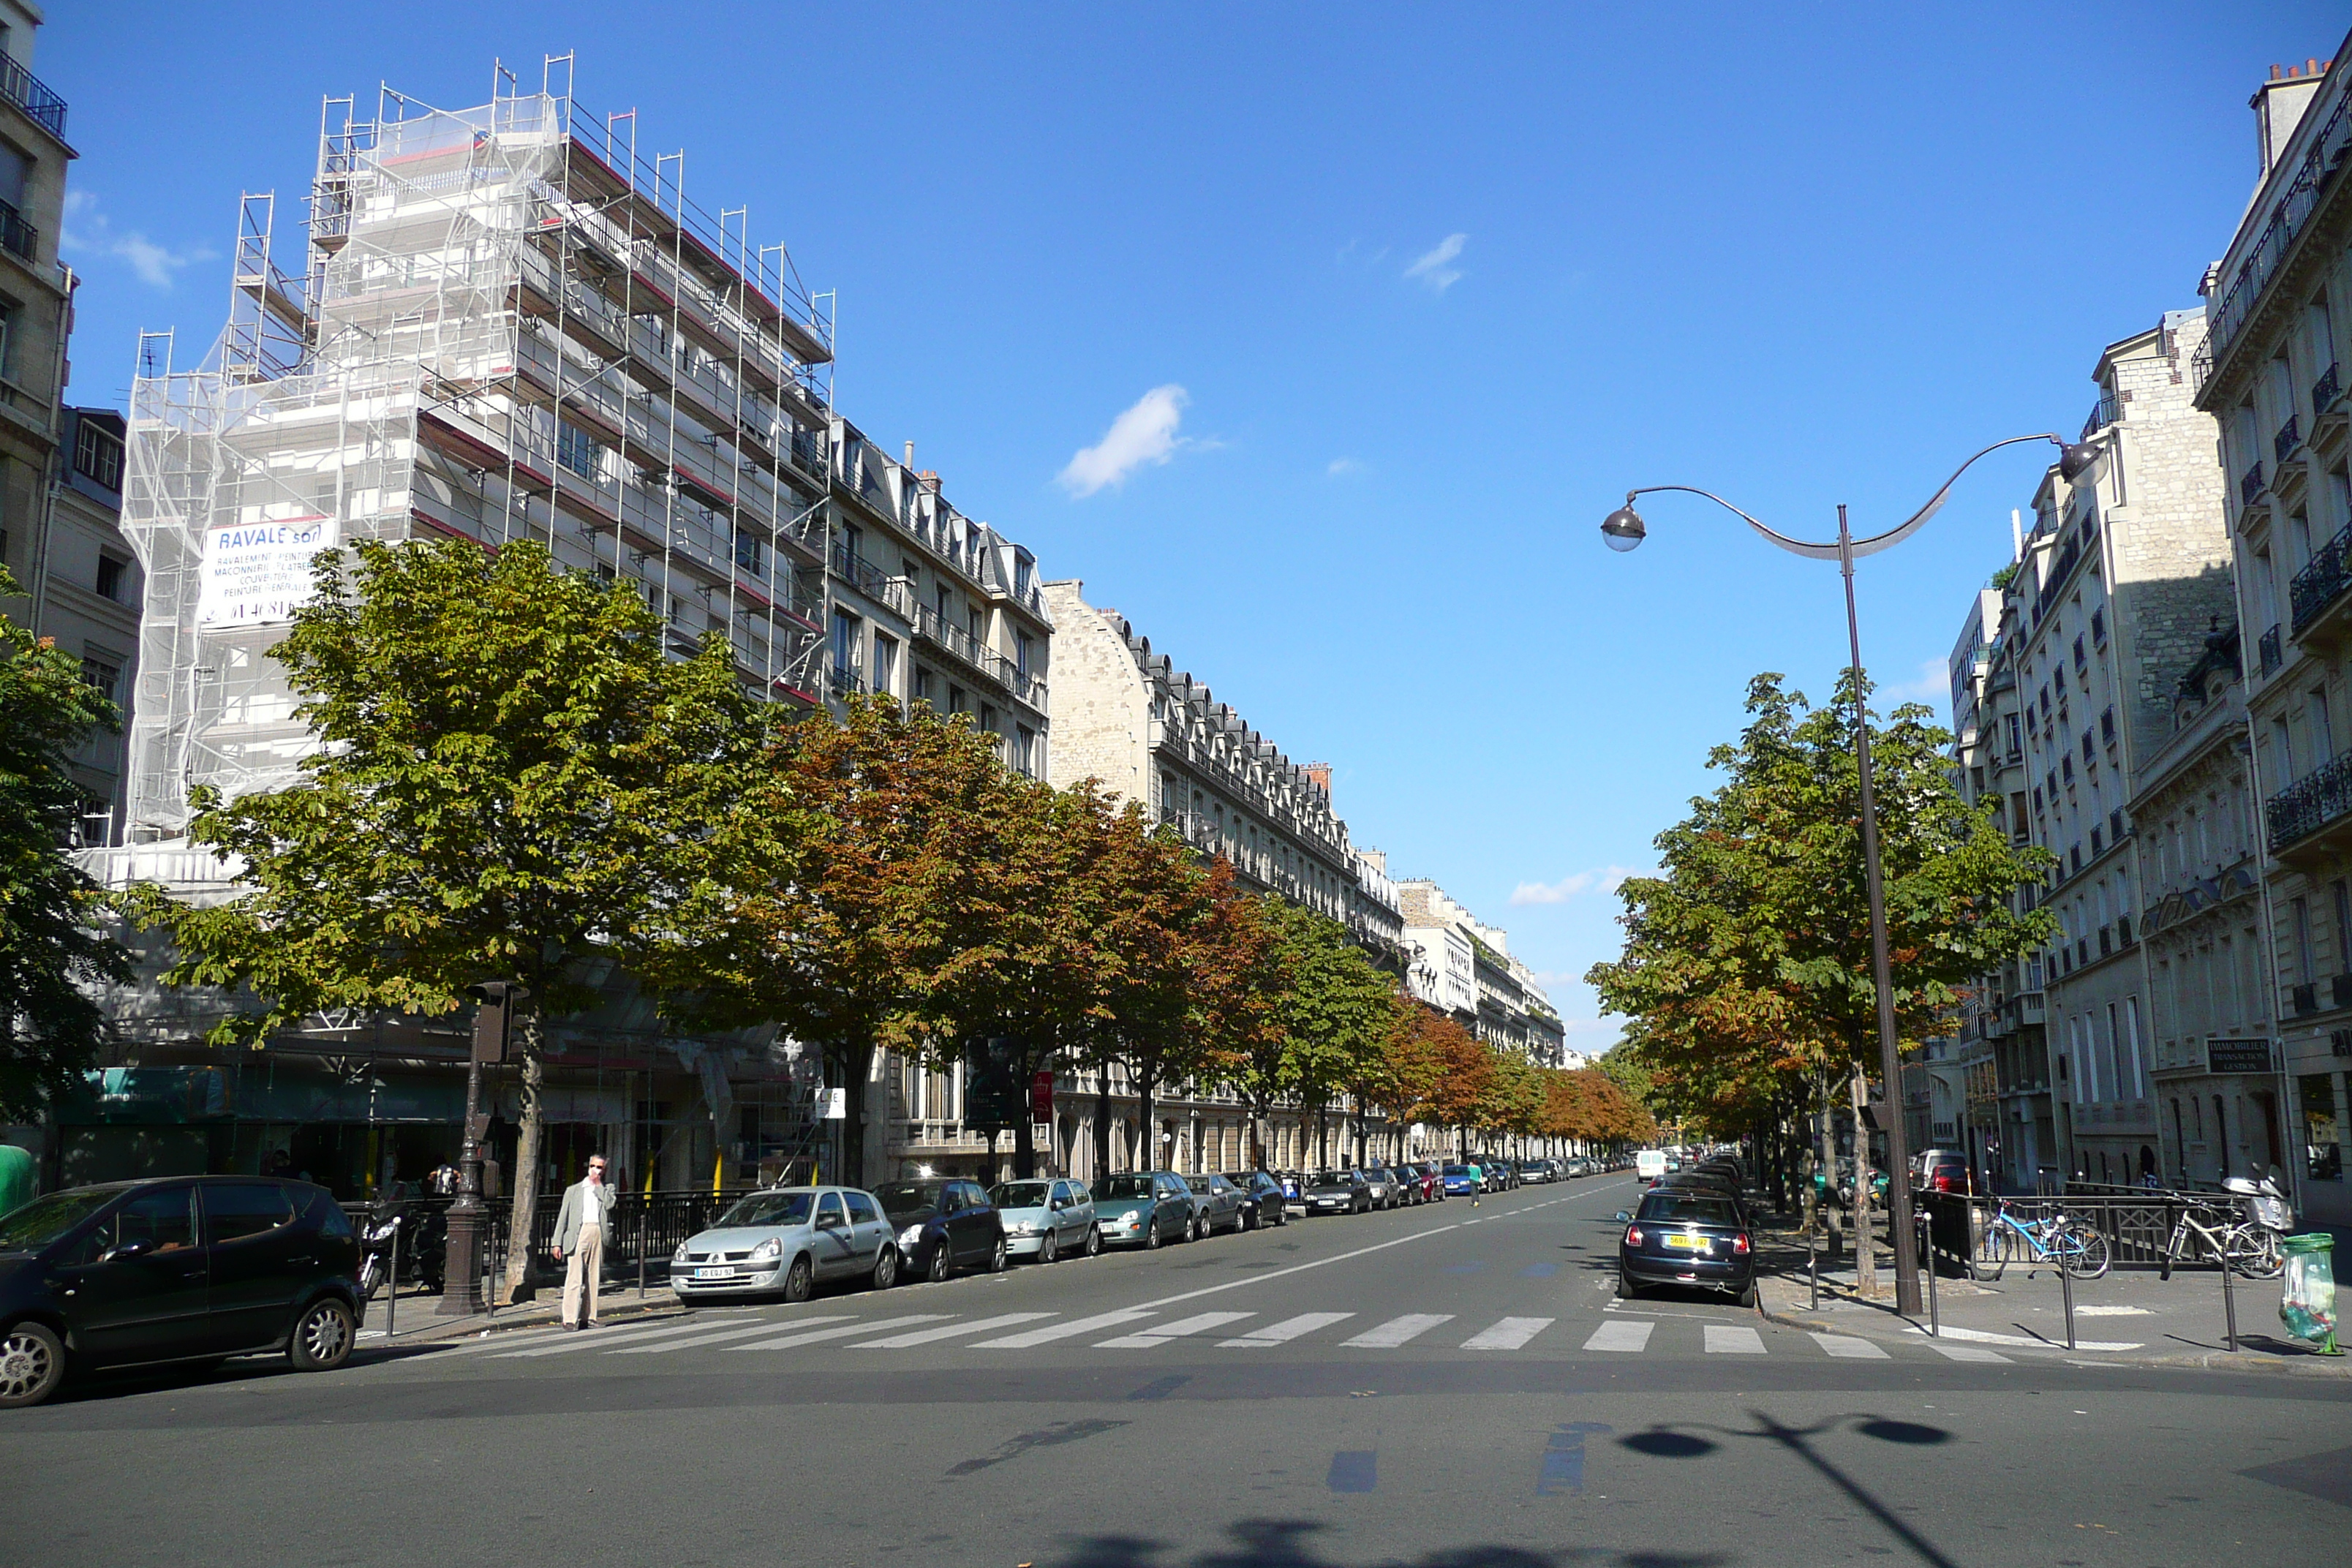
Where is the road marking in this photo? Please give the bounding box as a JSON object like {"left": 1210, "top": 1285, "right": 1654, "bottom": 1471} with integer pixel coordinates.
{"left": 1129, "top": 1216, "right": 1469, "bottom": 1311}
{"left": 1812, "top": 1333, "right": 1890, "bottom": 1360}
{"left": 611, "top": 1317, "right": 851, "bottom": 1354}
{"left": 435, "top": 1324, "right": 581, "bottom": 1357}
{"left": 1520, "top": 1262, "right": 1559, "bottom": 1278}
{"left": 1704, "top": 1324, "right": 1767, "bottom": 1355}
{"left": 855, "top": 1312, "right": 1054, "bottom": 1348}
{"left": 1583, "top": 1320, "right": 1653, "bottom": 1353}
{"left": 1218, "top": 1312, "right": 1355, "bottom": 1348}
{"left": 494, "top": 1319, "right": 730, "bottom": 1357}
{"left": 972, "top": 1309, "right": 1157, "bottom": 1349}
{"left": 1903, "top": 1324, "right": 2142, "bottom": 1352}
{"left": 732, "top": 1314, "right": 949, "bottom": 1351}
{"left": 1096, "top": 1310, "right": 1254, "bottom": 1349}
{"left": 1343, "top": 1313, "right": 1454, "bottom": 1348}
{"left": 1461, "top": 1316, "right": 1553, "bottom": 1351}
{"left": 1926, "top": 1342, "right": 2013, "bottom": 1364}
{"left": 1327, "top": 1450, "right": 1378, "bottom": 1493}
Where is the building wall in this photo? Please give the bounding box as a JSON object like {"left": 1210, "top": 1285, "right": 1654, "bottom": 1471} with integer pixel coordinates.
{"left": 35, "top": 409, "right": 135, "bottom": 842}
{"left": 0, "top": 4, "right": 71, "bottom": 626}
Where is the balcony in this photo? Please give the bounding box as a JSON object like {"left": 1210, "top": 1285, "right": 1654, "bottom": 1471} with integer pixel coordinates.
{"left": 0, "top": 197, "right": 33, "bottom": 263}
{"left": 2260, "top": 623, "right": 2284, "bottom": 676}
{"left": 0, "top": 53, "right": 66, "bottom": 140}
{"left": 2204, "top": 76, "right": 2352, "bottom": 380}
{"left": 2241, "top": 461, "right": 2266, "bottom": 508}
{"left": 2268, "top": 747, "right": 2352, "bottom": 857}
{"left": 826, "top": 658, "right": 864, "bottom": 700}
{"left": 2276, "top": 415, "right": 2303, "bottom": 466}
{"left": 2318, "top": 362, "right": 2345, "bottom": 421}
{"left": 2292, "top": 524, "right": 2352, "bottom": 646}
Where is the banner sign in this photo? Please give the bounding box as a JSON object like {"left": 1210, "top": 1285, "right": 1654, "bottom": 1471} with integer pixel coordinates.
{"left": 2206, "top": 1038, "right": 2273, "bottom": 1075}
{"left": 197, "top": 514, "right": 336, "bottom": 628}
{"left": 1030, "top": 1070, "right": 1055, "bottom": 1122}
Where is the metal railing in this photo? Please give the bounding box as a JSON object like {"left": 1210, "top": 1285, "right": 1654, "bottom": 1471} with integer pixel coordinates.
{"left": 2276, "top": 415, "right": 2302, "bottom": 465}
{"left": 2317, "top": 361, "right": 2343, "bottom": 417}
{"left": 0, "top": 52, "right": 66, "bottom": 139}
{"left": 0, "top": 195, "right": 35, "bottom": 262}
{"left": 2204, "top": 74, "right": 2352, "bottom": 380}
{"left": 2241, "top": 462, "right": 2266, "bottom": 507}
{"left": 2260, "top": 623, "right": 2283, "bottom": 676}
{"left": 2268, "top": 745, "right": 2352, "bottom": 850}
{"left": 2081, "top": 393, "right": 2119, "bottom": 440}
{"left": 2291, "top": 521, "right": 2352, "bottom": 635}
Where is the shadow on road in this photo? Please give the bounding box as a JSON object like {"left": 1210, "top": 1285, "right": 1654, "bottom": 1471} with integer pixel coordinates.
{"left": 1047, "top": 1518, "right": 1730, "bottom": 1567}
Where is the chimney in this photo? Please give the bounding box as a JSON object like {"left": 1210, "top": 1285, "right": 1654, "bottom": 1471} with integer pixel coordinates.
{"left": 917, "top": 470, "right": 942, "bottom": 494}
{"left": 1304, "top": 763, "right": 1333, "bottom": 800}
{"left": 2254, "top": 58, "right": 2332, "bottom": 181}
{"left": 904, "top": 440, "right": 915, "bottom": 470}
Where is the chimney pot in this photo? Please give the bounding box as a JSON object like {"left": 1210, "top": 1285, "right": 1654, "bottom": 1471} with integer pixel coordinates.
{"left": 904, "top": 440, "right": 915, "bottom": 469}
{"left": 2272, "top": 63, "right": 2284, "bottom": 80}
{"left": 2310, "top": 59, "right": 2321, "bottom": 75}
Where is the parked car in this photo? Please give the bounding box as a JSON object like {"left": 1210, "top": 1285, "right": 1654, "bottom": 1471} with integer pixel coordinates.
{"left": 673, "top": 1185, "right": 900, "bottom": 1302}
{"left": 1093, "top": 1172, "right": 1195, "bottom": 1248}
{"left": 988, "top": 1178, "right": 1099, "bottom": 1264}
{"left": 873, "top": 1178, "right": 1006, "bottom": 1283}
{"left": 1398, "top": 1161, "right": 1438, "bottom": 1203}
{"left": 1921, "top": 1157, "right": 1970, "bottom": 1195}
{"left": 1184, "top": 1173, "right": 1250, "bottom": 1235}
{"left": 1303, "top": 1169, "right": 1372, "bottom": 1215}
{"left": 1441, "top": 1163, "right": 1483, "bottom": 1197}
{"left": 1518, "top": 1161, "right": 1551, "bottom": 1184}
{"left": 1360, "top": 1166, "right": 1404, "bottom": 1210}
{"left": 1221, "top": 1171, "right": 1290, "bottom": 1228}
{"left": 1616, "top": 1188, "right": 1756, "bottom": 1307}
{"left": 0, "top": 1175, "right": 363, "bottom": 1409}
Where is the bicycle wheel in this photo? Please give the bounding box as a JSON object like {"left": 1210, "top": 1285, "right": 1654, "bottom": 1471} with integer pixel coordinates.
{"left": 2061, "top": 1226, "right": 2111, "bottom": 1281}
{"left": 2225, "top": 1225, "right": 2285, "bottom": 1281}
{"left": 1973, "top": 1223, "right": 2013, "bottom": 1282}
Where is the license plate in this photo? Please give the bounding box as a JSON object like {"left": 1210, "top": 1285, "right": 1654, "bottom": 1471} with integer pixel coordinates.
{"left": 693, "top": 1265, "right": 733, "bottom": 1278}
{"left": 1665, "top": 1235, "right": 1706, "bottom": 1251}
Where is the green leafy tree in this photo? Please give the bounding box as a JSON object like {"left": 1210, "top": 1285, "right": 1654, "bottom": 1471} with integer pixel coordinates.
{"left": 150, "top": 538, "right": 760, "bottom": 1301}
{"left": 1259, "top": 898, "right": 1395, "bottom": 1168}
{"left": 0, "top": 566, "right": 129, "bottom": 1117}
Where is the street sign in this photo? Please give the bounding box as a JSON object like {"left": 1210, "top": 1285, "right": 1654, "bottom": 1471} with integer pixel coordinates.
{"left": 1030, "top": 1070, "right": 1055, "bottom": 1121}
{"left": 962, "top": 1037, "right": 1028, "bottom": 1131}
{"left": 2206, "top": 1038, "right": 2274, "bottom": 1074}
{"left": 821, "top": 1087, "right": 847, "bottom": 1120}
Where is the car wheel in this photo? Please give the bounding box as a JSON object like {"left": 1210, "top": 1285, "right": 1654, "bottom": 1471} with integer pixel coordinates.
{"left": 871, "top": 1245, "right": 899, "bottom": 1290}
{"left": 1085, "top": 1224, "right": 1103, "bottom": 1257}
{"left": 987, "top": 1235, "right": 1009, "bottom": 1273}
{"left": 0, "top": 1322, "right": 67, "bottom": 1409}
{"left": 1038, "top": 1229, "right": 1058, "bottom": 1264}
{"left": 287, "top": 1297, "right": 355, "bottom": 1373}
{"left": 782, "top": 1254, "right": 815, "bottom": 1303}
{"left": 1616, "top": 1267, "right": 1641, "bottom": 1300}
{"left": 1737, "top": 1279, "right": 1759, "bottom": 1310}
{"left": 1144, "top": 1217, "right": 1162, "bottom": 1250}
{"left": 926, "top": 1242, "right": 953, "bottom": 1284}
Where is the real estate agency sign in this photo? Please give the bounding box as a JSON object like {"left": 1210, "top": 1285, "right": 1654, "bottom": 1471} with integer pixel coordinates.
{"left": 197, "top": 513, "right": 336, "bottom": 627}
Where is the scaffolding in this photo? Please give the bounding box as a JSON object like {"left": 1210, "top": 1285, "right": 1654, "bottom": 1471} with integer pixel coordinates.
{"left": 121, "top": 60, "right": 836, "bottom": 838}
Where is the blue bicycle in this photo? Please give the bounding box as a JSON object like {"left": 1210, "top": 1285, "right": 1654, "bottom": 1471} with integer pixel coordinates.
{"left": 1973, "top": 1198, "right": 2111, "bottom": 1281}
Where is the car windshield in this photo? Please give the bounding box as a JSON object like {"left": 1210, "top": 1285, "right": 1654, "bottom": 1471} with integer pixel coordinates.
{"left": 1097, "top": 1175, "right": 1156, "bottom": 1200}
{"left": 1312, "top": 1171, "right": 1354, "bottom": 1186}
{"left": 1637, "top": 1195, "right": 1741, "bottom": 1226}
{"left": 872, "top": 1181, "right": 943, "bottom": 1216}
{"left": 1443, "top": 1165, "right": 1470, "bottom": 1176}
{"left": 991, "top": 1182, "right": 1052, "bottom": 1209}
{"left": 1185, "top": 1176, "right": 1215, "bottom": 1193}
{"left": 0, "top": 1188, "right": 121, "bottom": 1252}
{"left": 715, "top": 1191, "right": 815, "bottom": 1229}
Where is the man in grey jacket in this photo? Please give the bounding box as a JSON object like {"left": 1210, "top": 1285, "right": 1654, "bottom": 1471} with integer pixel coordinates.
{"left": 552, "top": 1156, "right": 616, "bottom": 1330}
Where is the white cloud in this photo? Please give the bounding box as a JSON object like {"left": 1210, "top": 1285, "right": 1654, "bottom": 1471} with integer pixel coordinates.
{"left": 1404, "top": 232, "right": 1467, "bottom": 293}
{"left": 61, "top": 191, "right": 214, "bottom": 290}
{"left": 1057, "top": 384, "right": 1190, "bottom": 498}
{"left": 1326, "top": 456, "right": 1360, "bottom": 477}
{"left": 1882, "top": 656, "right": 1954, "bottom": 709}
{"left": 1509, "top": 865, "right": 1643, "bottom": 906}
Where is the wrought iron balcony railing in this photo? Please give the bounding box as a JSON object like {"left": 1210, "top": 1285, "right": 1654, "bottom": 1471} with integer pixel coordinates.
{"left": 2291, "top": 523, "right": 2352, "bottom": 636}
{"left": 2318, "top": 361, "right": 2343, "bottom": 417}
{"left": 0, "top": 196, "right": 34, "bottom": 261}
{"left": 0, "top": 53, "right": 65, "bottom": 139}
{"left": 2268, "top": 746, "right": 2352, "bottom": 852}
{"left": 2241, "top": 462, "right": 2266, "bottom": 507}
{"left": 2276, "top": 416, "right": 2303, "bottom": 465}
{"left": 2260, "top": 623, "right": 2283, "bottom": 676}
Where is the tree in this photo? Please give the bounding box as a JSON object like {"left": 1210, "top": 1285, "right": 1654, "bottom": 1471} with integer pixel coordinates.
{"left": 1260, "top": 898, "right": 1396, "bottom": 1168}
{"left": 0, "top": 566, "right": 129, "bottom": 1119}
{"left": 151, "top": 538, "right": 759, "bottom": 1302}
{"left": 1357, "top": 999, "right": 1447, "bottom": 1164}
{"left": 1412, "top": 1014, "right": 1495, "bottom": 1162}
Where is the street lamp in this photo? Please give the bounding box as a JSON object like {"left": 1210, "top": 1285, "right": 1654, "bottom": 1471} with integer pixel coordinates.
{"left": 1602, "top": 431, "right": 2100, "bottom": 1316}
{"left": 439, "top": 980, "right": 527, "bottom": 1317}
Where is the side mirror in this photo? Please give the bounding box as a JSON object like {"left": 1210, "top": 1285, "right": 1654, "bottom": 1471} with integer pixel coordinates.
{"left": 1614, "top": 1211, "right": 1632, "bottom": 1223}
{"left": 815, "top": 1212, "right": 842, "bottom": 1230}
{"left": 102, "top": 1238, "right": 154, "bottom": 1263}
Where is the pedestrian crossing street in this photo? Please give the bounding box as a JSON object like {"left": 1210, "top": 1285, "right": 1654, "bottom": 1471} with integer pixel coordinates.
{"left": 426, "top": 1308, "right": 2019, "bottom": 1365}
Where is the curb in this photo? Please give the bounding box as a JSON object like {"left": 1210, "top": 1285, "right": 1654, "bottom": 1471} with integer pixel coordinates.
{"left": 366, "top": 1296, "right": 694, "bottom": 1346}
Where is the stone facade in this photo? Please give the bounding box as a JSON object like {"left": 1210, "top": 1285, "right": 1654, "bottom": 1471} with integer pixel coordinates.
{"left": 32, "top": 408, "right": 136, "bottom": 844}
{"left": 0, "top": 4, "right": 75, "bottom": 668}
{"left": 2194, "top": 43, "right": 2352, "bottom": 1226}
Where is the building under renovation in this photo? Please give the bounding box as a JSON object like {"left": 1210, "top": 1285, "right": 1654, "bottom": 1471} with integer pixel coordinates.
{"left": 72, "top": 61, "right": 1053, "bottom": 1201}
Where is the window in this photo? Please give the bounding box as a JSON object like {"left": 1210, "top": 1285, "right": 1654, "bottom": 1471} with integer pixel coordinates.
{"left": 79, "top": 657, "right": 120, "bottom": 702}
{"left": 2295, "top": 896, "right": 2317, "bottom": 984}
{"left": 2090, "top": 607, "right": 2106, "bottom": 645}
{"left": 203, "top": 1183, "right": 300, "bottom": 1244}
{"left": 815, "top": 1192, "right": 846, "bottom": 1229}
{"left": 845, "top": 1191, "right": 881, "bottom": 1225}
{"left": 2313, "top": 689, "right": 2336, "bottom": 764}
{"left": 2073, "top": 634, "right": 2087, "bottom": 671}
{"left": 872, "top": 634, "right": 897, "bottom": 696}
{"left": 1014, "top": 554, "right": 1034, "bottom": 599}
{"left": 556, "top": 420, "right": 600, "bottom": 479}
{"left": 2334, "top": 880, "right": 2351, "bottom": 975}
{"left": 948, "top": 685, "right": 966, "bottom": 715}
{"left": 913, "top": 667, "right": 934, "bottom": 706}
{"left": 72, "top": 1185, "right": 198, "bottom": 1264}
{"left": 831, "top": 609, "right": 858, "bottom": 676}
{"left": 2100, "top": 706, "right": 2115, "bottom": 746}
{"left": 1015, "top": 628, "right": 1033, "bottom": 675}
{"left": 734, "top": 528, "right": 762, "bottom": 575}
{"left": 74, "top": 417, "right": 125, "bottom": 491}
{"left": 1016, "top": 724, "right": 1036, "bottom": 775}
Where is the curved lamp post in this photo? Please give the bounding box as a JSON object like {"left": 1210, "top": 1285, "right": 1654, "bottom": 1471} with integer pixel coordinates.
{"left": 1604, "top": 433, "right": 2102, "bottom": 1316}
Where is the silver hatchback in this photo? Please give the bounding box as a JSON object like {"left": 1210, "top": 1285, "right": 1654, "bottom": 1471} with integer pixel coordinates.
{"left": 990, "top": 1177, "right": 1099, "bottom": 1263}
{"left": 671, "top": 1186, "right": 900, "bottom": 1303}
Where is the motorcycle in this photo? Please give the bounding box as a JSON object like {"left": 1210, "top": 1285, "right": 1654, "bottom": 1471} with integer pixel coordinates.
{"left": 356, "top": 1194, "right": 448, "bottom": 1298}
{"left": 2222, "top": 1169, "right": 2295, "bottom": 1276}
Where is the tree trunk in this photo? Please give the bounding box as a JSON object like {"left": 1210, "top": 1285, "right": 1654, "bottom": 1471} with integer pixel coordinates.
{"left": 1012, "top": 1108, "right": 1034, "bottom": 1179}
{"left": 1095, "top": 1064, "right": 1114, "bottom": 1177}
{"left": 835, "top": 1041, "right": 875, "bottom": 1189}
{"left": 1850, "top": 1065, "right": 1878, "bottom": 1296}
{"left": 1134, "top": 1065, "right": 1157, "bottom": 1172}
{"left": 499, "top": 1022, "right": 546, "bottom": 1305}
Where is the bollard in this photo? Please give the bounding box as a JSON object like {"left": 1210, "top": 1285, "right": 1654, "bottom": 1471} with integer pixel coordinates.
{"left": 2221, "top": 1248, "right": 2239, "bottom": 1354}
{"left": 1920, "top": 1213, "right": 1939, "bottom": 1338}
{"left": 1809, "top": 1231, "right": 1820, "bottom": 1310}
{"left": 2059, "top": 1256, "right": 2077, "bottom": 1350}
{"left": 387, "top": 1219, "right": 400, "bottom": 1340}
{"left": 638, "top": 1203, "right": 649, "bottom": 1300}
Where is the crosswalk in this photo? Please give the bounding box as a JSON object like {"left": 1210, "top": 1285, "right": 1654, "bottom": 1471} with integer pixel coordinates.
{"left": 434, "top": 1308, "right": 2019, "bottom": 1365}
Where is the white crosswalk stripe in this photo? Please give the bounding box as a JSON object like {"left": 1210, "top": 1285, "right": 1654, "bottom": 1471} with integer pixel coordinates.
{"left": 1703, "top": 1324, "right": 1767, "bottom": 1355}
{"left": 733, "top": 1314, "right": 949, "bottom": 1351}
{"left": 853, "top": 1312, "right": 1054, "bottom": 1349}
{"left": 1218, "top": 1313, "right": 1355, "bottom": 1349}
{"left": 1096, "top": 1311, "right": 1254, "bottom": 1349}
{"left": 1460, "top": 1316, "right": 1553, "bottom": 1351}
{"left": 1813, "top": 1333, "right": 1890, "bottom": 1360}
{"left": 495, "top": 1319, "right": 731, "bottom": 1357}
{"left": 614, "top": 1316, "right": 853, "bottom": 1354}
{"left": 1927, "top": 1342, "right": 2013, "bottom": 1364}
{"left": 1583, "top": 1319, "right": 1654, "bottom": 1352}
{"left": 1341, "top": 1313, "right": 1453, "bottom": 1348}
{"left": 973, "top": 1309, "right": 1158, "bottom": 1349}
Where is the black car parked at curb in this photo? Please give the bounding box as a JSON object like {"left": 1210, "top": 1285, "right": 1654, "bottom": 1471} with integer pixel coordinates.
{"left": 873, "top": 1179, "right": 1006, "bottom": 1283}
{"left": 1219, "top": 1172, "right": 1291, "bottom": 1228}
{"left": 1616, "top": 1188, "right": 1756, "bottom": 1307}
{"left": 1, "top": 1175, "right": 363, "bottom": 1409}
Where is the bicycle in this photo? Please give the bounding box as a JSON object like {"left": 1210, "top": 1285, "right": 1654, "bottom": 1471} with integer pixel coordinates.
{"left": 1973, "top": 1197, "right": 2111, "bottom": 1281}
{"left": 2160, "top": 1198, "right": 2285, "bottom": 1281}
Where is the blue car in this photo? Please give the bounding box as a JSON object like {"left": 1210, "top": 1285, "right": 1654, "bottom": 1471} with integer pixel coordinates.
{"left": 1441, "top": 1163, "right": 1483, "bottom": 1196}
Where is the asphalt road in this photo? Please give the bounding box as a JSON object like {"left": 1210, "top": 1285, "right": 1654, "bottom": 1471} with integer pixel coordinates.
{"left": 7, "top": 1174, "right": 2347, "bottom": 1567}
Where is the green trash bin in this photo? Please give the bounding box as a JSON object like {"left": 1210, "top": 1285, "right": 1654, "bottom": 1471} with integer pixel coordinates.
{"left": 2280, "top": 1232, "right": 2340, "bottom": 1356}
{"left": 0, "top": 1144, "right": 34, "bottom": 1218}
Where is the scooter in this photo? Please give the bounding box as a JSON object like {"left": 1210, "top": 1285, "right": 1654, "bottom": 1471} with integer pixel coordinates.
{"left": 2222, "top": 1169, "right": 2295, "bottom": 1275}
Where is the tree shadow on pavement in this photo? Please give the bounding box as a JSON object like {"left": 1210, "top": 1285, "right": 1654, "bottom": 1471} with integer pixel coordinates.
{"left": 1047, "top": 1518, "right": 1729, "bottom": 1567}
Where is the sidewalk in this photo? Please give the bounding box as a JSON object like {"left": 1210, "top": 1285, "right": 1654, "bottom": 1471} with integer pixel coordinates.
{"left": 1753, "top": 1216, "right": 2348, "bottom": 1375}
{"left": 355, "top": 1275, "right": 692, "bottom": 1347}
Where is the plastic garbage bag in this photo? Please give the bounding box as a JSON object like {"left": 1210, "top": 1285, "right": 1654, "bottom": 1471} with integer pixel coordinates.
{"left": 2279, "top": 1232, "right": 2340, "bottom": 1354}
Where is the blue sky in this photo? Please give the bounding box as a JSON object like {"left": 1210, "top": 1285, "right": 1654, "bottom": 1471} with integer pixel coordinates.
{"left": 36, "top": 3, "right": 2349, "bottom": 1048}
